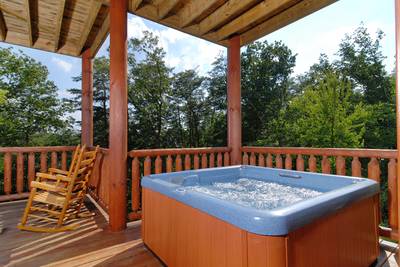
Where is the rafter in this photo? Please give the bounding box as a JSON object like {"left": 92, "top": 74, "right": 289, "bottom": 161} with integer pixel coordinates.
{"left": 207, "top": 0, "right": 299, "bottom": 42}
{"left": 198, "top": 0, "right": 260, "bottom": 35}
{"left": 0, "top": 9, "right": 6, "bottom": 41}
{"left": 90, "top": 13, "right": 109, "bottom": 58}
{"left": 130, "top": 0, "right": 144, "bottom": 11}
{"left": 158, "top": 0, "right": 181, "bottom": 19}
{"left": 179, "top": 0, "right": 225, "bottom": 28}
{"left": 75, "top": 0, "right": 102, "bottom": 56}
{"left": 240, "top": 0, "right": 338, "bottom": 46}
{"left": 24, "top": 0, "right": 33, "bottom": 46}
{"left": 53, "top": 0, "right": 66, "bottom": 52}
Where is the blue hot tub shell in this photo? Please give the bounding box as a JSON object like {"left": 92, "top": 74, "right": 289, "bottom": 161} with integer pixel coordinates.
{"left": 141, "top": 165, "right": 379, "bottom": 236}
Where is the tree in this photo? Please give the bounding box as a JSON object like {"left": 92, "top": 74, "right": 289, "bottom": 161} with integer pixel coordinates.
{"left": 0, "top": 48, "right": 76, "bottom": 146}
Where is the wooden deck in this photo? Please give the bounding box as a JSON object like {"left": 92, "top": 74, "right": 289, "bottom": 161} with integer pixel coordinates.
{"left": 0, "top": 199, "right": 398, "bottom": 267}
{"left": 0, "top": 200, "right": 163, "bottom": 267}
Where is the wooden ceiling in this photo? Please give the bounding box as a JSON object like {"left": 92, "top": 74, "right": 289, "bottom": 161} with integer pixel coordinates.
{"left": 0, "top": 0, "right": 337, "bottom": 58}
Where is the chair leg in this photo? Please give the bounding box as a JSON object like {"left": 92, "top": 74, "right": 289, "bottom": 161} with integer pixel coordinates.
{"left": 20, "top": 188, "right": 36, "bottom": 225}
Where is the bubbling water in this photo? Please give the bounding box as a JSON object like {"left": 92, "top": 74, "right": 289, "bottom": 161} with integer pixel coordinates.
{"left": 185, "top": 178, "right": 322, "bottom": 210}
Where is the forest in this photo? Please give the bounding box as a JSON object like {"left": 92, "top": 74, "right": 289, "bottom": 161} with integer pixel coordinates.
{"left": 0, "top": 24, "right": 395, "bottom": 151}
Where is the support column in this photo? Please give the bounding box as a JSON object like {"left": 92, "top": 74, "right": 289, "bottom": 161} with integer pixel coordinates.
{"left": 395, "top": 0, "right": 400, "bottom": 252}
{"left": 227, "top": 35, "right": 242, "bottom": 165}
{"left": 109, "top": 0, "right": 128, "bottom": 232}
{"left": 81, "top": 49, "right": 93, "bottom": 147}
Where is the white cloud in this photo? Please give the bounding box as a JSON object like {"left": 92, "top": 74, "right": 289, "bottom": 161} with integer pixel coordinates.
{"left": 51, "top": 57, "right": 73, "bottom": 73}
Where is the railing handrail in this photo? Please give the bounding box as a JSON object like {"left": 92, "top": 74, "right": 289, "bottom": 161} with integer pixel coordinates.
{"left": 0, "top": 146, "right": 77, "bottom": 153}
{"left": 128, "top": 147, "right": 231, "bottom": 157}
{"left": 242, "top": 146, "right": 397, "bottom": 159}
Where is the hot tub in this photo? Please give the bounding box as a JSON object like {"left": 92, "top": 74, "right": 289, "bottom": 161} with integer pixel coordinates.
{"left": 141, "top": 165, "right": 379, "bottom": 267}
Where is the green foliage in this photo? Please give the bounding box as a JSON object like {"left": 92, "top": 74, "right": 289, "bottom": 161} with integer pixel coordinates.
{"left": 0, "top": 48, "right": 77, "bottom": 146}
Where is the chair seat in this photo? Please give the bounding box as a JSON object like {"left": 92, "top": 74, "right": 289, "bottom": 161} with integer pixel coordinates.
{"left": 33, "top": 191, "right": 66, "bottom": 207}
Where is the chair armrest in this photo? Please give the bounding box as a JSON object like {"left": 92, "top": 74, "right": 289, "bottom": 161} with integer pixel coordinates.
{"left": 30, "top": 181, "right": 66, "bottom": 192}
{"left": 48, "top": 168, "right": 68, "bottom": 175}
{"left": 36, "top": 172, "right": 71, "bottom": 182}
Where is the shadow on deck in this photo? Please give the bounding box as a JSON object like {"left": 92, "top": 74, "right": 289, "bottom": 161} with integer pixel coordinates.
{"left": 0, "top": 200, "right": 163, "bottom": 267}
{"left": 0, "top": 199, "right": 398, "bottom": 267}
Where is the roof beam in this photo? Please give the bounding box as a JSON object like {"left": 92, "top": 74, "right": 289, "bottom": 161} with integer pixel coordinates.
{"left": 24, "top": 0, "right": 33, "bottom": 46}
{"left": 198, "top": 0, "right": 260, "bottom": 35}
{"left": 53, "top": 0, "right": 66, "bottom": 52}
{"left": 207, "top": 0, "right": 299, "bottom": 42}
{"left": 240, "top": 0, "right": 338, "bottom": 46}
{"left": 0, "top": 10, "right": 6, "bottom": 41}
{"left": 75, "top": 0, "right": 102, "bottom": 56}
{"left": 179, "top": 0, "right": 225, "bottom": 28}
{"left": 158, "top": 0, "right": 181, "bottom": 19}
{"left": 90, "top": 13, "right": 110, "bottom": 58}
{"left": 130, "top": 0, "right": 144, "bottom": 11}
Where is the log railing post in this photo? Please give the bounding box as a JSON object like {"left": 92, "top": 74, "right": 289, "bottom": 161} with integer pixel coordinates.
{"left": 388, "top": 158, "right": 398, "bottom": 230}
{"left": 185, "top": 154, "right": 191, "bottom": 170}
{"left": 242, "top": 152, "right": 249, "bottom": 165}
{"left": 258, "top": 154, "right": 265, "bottom": 167}
{"left": 144, "top": 156, "right": 151, "bottom": 176}
{"left": 194, "top": 154, "right": 199, "bottom": 169}
{"left": 266, "top": 154, "right": 273, "bottom": 167}
{"left": 155, "top": 155, "right": 162, "bottom": 174}
{"left": 40, "top": 152, "right": 47, "bottom": 172}
{"left": 285, "top": 154, "right": 292, "bottom": 170}
{"left": 28, "top": 152, "right": 35, "bottom": 188}
{"left": 201, "top": 153, "right": 208, "bottom": 168}
{"left": 322, "top": 156, "right": 331, "bottom": 174}
{"left": 131, "top": 157, "right": 140, "bottom": 212}
{"left": 108, "top": 0, "right": 128, "bottom": 232}
{"left": 227, "top": 35, "right": 241, "bottom": 165}
{"left": 217, "top": 153, "right": 223, "bottom": 167}
{"left": 166, "top": 155, "right": 173, "bottom": 173}
{"left": 209, "top": 153, "right": 215, "bottom": 168}
{"left": 4, "top": 153, "right": 12, "bottom": 194}
{"left": 395, "top": 0, "right": 400, "bottom": 248}
{"left": 175, "top": 154, "right": 182, "bottom": 171}
{"left": 336, "top": 156, "right": 346, "bottom": 175}
{"left": 296, "top": 155, "right": 304, "bottom": 171}
{"left": 16, "top": 153, "right": 24, "bottom": 194}
{"left": 81, "top": 48, "right": 94, "bottom": 147}
{"left": 352, "top": 156, "right": 362, "bottom": 177}
{"left": 309, "top": 155, "right": 317, "bottom": 172}
{"left": 276, "top": 154, "right": 282, "bottom": 169}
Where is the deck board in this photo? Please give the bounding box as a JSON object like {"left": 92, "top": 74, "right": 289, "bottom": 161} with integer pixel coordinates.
{"left": 0, "top": 200, "right": 163, "bottom": 267}
{"left": 0, "top": 199, "right": 398, "bottom": 267}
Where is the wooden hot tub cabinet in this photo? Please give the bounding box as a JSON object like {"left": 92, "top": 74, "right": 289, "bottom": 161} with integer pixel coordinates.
{"left": 142, "top": 188, "right": 379, "bottom": 267}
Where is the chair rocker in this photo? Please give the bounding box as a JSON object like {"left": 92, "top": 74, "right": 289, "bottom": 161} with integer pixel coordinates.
{"left": 17, "top": 145, "right": 99, "bottom": 233}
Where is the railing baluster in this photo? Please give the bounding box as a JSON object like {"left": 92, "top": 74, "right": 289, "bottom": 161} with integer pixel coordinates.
{"left": 16, "top": 153, "right": 24, "bottom": 194}
{"left": 296, "top": 155, "right": 304, "bottom": 171}
{"left": 217, "top": 153, "right": 222, "bottom": 167}
{"left": 368, "top": 157, "right": 380, "bottom": 183}
{"left": 309, "top": 155, "right": 317, "bottom": 172}
{"left": 28, "top": 152, "right": 35, "bottom": 188}
{"left": 209, "top": 153, "right": 215, "bottom": 168}
{"left": 388, "top": 158, "right": 398, "bottom": 230}
{"left": 131, "top": 157, "right": 140, "bottom": 212}
{"left": 224, "top": 152, "right": 230, "bottom": 166}
{"left": 184, "top": 154, "right": 191, "bottom": 170}
{"left": 243, "top": 152, "right": 249, "bottom": 165}
{"left": 276, "top": 154, "right": 282, "bottom": 169}
{"left": 144, "top": 156, "right": 151, "bottom": 176}
{"left": 352, "top": 157, "right": 361, "bottom": 177}
{"left": 175, "top": 154, "right": 182, "bottom": 172}
{"left": 322, "top": 156, "right": 331, "bottom": 174}
{"left": 194, "top": 154, "right": 199, "bottom": 169}
{"left": 4, "top": 152, "right": 12, "bottom": 194}
{"left": 61, "top": 151, "right": 67, "bottom": 171}
{"left": 155, "top": 155, "right": 162, "bottom": 174}
{"left": 266, "top": 154, "right": 272, "bottom": 167}
{"left": 51, "top": 151, "right": 57, "bottom": 168}
{"left": 285, "top": 154, "right": 292, "bottom": 170}
{"left": 336, "top": 156, "right": 346, "bottom": 175}
{"left": 258, "top": 153, "right": 265, "bottom": 167}
{"left": 166, "top": 155, "right": 173, "bottom": 173}
{"left": 249, "top": 153, "right": 256, "bottom": 165}
{"left": 201, "top": 153, "right": 208, "bottom": 169}
{"left": 40, "top": 152, "right": 47, "bottom": 172}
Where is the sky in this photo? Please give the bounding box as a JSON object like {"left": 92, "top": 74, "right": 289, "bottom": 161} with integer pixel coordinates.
{"left": 0, "top": 0, "right": 396, "bottom": 101}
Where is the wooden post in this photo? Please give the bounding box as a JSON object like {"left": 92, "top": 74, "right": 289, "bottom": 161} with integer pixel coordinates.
{"left": 227, "top": 35, "right": 241, "bottom": 165}
{"left": 395, "top": 0, "right": 400, "bottom": 252}
{"left": 81, "top": 48, "right": 93, "bottom": 146}
{"left": 109, "top": 0, "right": 128, "bottom": 232}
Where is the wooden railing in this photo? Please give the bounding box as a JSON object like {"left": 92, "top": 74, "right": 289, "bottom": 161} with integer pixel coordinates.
{"left": 0, "top": 146, "right": 76, "bottom": 202}
{"left": 242, "top": 146, "right": 398, "bottom": 239}
{"left": 127, "top": 147, "right": 231, "bottom": 220}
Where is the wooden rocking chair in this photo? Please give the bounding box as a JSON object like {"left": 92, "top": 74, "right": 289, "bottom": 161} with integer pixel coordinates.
{"left": 17, "top": 145, "right": 100, "bottom": 232}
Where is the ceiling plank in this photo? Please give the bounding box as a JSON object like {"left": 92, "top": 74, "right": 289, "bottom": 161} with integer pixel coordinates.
{"left": 130, "top": 0, "right": 144, "bottom": 11}
{"left": 24, "top": 0, "right": 33, "bottom": 46}
{"left": 75, "top": 0, "right": 102, "bottom": 56}
{"left": 158, "top": 0, "right": 180, "bottom": 19}
{"left": 53, "top": 0, "right": 66, "bottom": 52}
{"left": 240, "top": 0, "right": 338, "bottom": 46}
{"left": 198, "top": 0, "right": 260, "bottom": 35}
{"left": 207, "top": 0, "right": 299, "bottom": 42}
{"left": 90, "top": 13, "right": 109, "bottom": 58}
{"left": 179, "top": 0, "right": 224, "bottom": 28}
{"left": 0, "top": 10, "right": 6, "bottom": 41}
